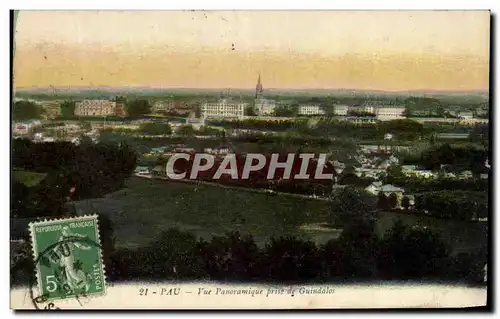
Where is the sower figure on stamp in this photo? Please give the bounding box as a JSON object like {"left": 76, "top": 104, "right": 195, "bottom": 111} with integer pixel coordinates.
{"left": 48, "top": 226, "right": 92, "bottom": 293}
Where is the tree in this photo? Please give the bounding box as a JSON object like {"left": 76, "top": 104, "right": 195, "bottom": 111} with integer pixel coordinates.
{"left": 13, "top": 101, "right": 41, "bottom": 120}
{"left": 11, "top": 179, "right": 30, "bottom": 218}
{"left": 138, "top": 122, "right": 172, "bottom": 136}
{"left": 114, "top": 95, "right": 127, "bottom": 104}
{"left": 194, "top": 105, "right": 202, "bottom": 118}
{"left": 245, "top": 105, "right": 257, "bottom": 116}
{"left": 126, "top": 99, "right": 151, "bottom": 118}
{"left": 176, "top": 124, "right": 196, "bottom": 137}
{"left": 387, "top": 193, "right": 399, "bottom": 209}
{"left": 330, "top": 186, "right": 375, "bottom": 227}
{"left": 200, "top": 232, "right": 260, "bottom": 281}
{"left": 386, "top": 164, "right": 403, "bottom": 183}
{"left": 145, "top": 228, "right": 205, "bottom": 279}
{"left": 377, "top": 192, "right": 388, "bottom": 209}
{"left": 260, "top": 236, "right": 320, "bottom": 281}
{"left": 332, "top": 187, "right": 378, "bottom": 278}
{"left": 274, "top": 106, "right": 295, "bottom": 117}
{"left": 78, "top": 134, "right": 94, "bottom": 145}
{"left": 377, "top": 222, "right": 449, "bottom": 279}
{"left": 60, "top": 101, "right": 76, "bottom": 118}
{"left": 378, "top": 119, "right": 423, "bottom": 140}
{"left": 401, "top": 196, "right": 410, "bottom": 210}
{"left": 320, "top": 101, "right": 335, "bottom": 115}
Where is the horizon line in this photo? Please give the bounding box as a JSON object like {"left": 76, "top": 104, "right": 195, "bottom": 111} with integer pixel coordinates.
{"left": 14, "top": 86, "right": 489, "bottom": 95}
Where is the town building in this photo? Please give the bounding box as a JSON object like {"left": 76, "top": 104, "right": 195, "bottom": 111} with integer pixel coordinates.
{"left": 298, "top": 104, "right": 324, "bottom": 116}
{"left": 333, "top": 105, "right": 349, "bottom": 116}
{"left": 346, "top": 117, "right": 378, "bottom": 125}
{"left": 458, "top": 170, "right": 474, "bottom": 180}
{"left": 75, "top": 100, "right": 116, "bottom": 117}
{"left": 201, "top": 99, "right": 247, "bottom": 119}
{"left": 458, "top": 111, "right": 474, "bottom": 120}
{"left": 375, "top": 106, "right": 407, "bottom": 121}
{"left": 366, "top": 182, "right": 405, "bottom": 208}
{"left": 349, "top": 105, "right": 375, "bottom": 115}
{"left": 152, "top": 101, "right": 170, "bottom": 112}
{"left": 186, "top": 117, "right": 205, "bottom": 130}
{"left": 114, "top": 103, "right": 127, "bottom": 117}
{"left": 377, "top": 155, "right": 400, "bottom": 169}
{"left": 255, "top": 98, "right": 276, "bottom": 115}
{"left": 153, "top": 100, "right": 192, "bottom": 115}
{"left": 252, "top": 74, "right": 276, "bottom": 115}
{"left": 401, "top": 165, "right": 435, "bottom": 179}
{"left": 12, "top": 121, "right": 40, "bottom": 135}
{"left": 204, "top": 146, "right": 232, "bottom": 155}
{"left": 365, "top": 181, "right": 384, "bottom": 195}
{"left": 39, "top": 101, "right": 62, "bottom": 119}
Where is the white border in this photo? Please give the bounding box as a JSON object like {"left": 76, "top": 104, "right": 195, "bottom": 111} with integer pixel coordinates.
{"left": 4, "top": 1, "right": 499, "bottom": 10}
{"left": 2, "top": 1, "right": 498, "bottom": 317}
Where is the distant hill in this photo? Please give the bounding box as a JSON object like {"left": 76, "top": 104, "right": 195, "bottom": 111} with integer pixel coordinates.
{"left": 14, "top": 86, "right": 489, "bottom": 102}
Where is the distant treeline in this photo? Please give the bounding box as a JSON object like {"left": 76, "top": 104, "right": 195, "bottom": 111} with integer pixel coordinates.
{"left": 15, "top": 91, "right": 488, "bottom": 108}
{"left": 414, "top": 191, "right": 488, "bottom": 221}
{"left": 399, "top": 143, "right": 489, "bottom": 172}
{"left": 208, "top": 119, "right": 427, "bottom": 141}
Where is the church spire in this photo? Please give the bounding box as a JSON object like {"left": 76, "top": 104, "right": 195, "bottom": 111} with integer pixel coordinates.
{"left": 255, "top": 73, "right": 263, "bottom": 98}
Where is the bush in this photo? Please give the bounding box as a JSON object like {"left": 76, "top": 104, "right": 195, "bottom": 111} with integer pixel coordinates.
{"left": 376, "top": 220, "right": 449, "bottom": 280}
{"left": 12, "top": 225, "right": 483, "bottom": 286}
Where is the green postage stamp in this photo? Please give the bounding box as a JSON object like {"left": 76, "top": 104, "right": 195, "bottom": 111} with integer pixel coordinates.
{"left": 29, "top": 215, "right": 106, "bottom": 301}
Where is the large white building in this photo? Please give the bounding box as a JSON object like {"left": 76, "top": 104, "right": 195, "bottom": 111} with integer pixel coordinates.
{"left": 349, "top": 105, "right": 376, "bottom": 114}
{"left": 75, "top": 100, "right": 116, "bottom": 117}
{"left": 333, "top": 105, "right": 349, "bottom": 116}
{"left": 255, "top": 98, "right": 276, "bottom": 115}
{"left": 375, "top": 106, "right": 407, "bottom": 121}
{"left": 298, "top": 104, "right": 324, "bottom": 116}
{"left": 201, "top": 99, "right": 246, "bottom": 119}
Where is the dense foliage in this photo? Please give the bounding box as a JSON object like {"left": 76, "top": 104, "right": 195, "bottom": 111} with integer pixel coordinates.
{"left": 414, "top": 191, "right": 488, "bottom": 221}
{"left": 13, "top": 101, "right": 41, "bottom": 120}
{"left": 11, "top": 139, "right": 137, "bottom": 218}
{"left": 125, "top": 99, "right": 152, "bottom": 118}
{"left": 208, "top": 118, "right": 426, "bottom": 141}
{"left": 138, "top": 122, "right": 172, "bottom": 135}
{"left": 11, "top": 224, "right": 487, "bottom": 286}
{"left": 59, "top": 100, "right": 76, "bottom": 118}
{"left": 176, "top": 124, "right": 196, "bottom": 136}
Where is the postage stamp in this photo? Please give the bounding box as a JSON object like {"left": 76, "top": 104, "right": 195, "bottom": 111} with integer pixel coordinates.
{"left": 29, "top": 215, "right": 106, "bottom": 302}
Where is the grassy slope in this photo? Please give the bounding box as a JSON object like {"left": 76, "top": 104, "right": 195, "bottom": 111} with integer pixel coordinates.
{"left": 73, "top": 176, "right": 486, "bottom": 254}
{"left": 12, "top": 169, "right": 47, "bottom": 187}
{"left": 74, "top": 177, "right": 333, "bottom": 248}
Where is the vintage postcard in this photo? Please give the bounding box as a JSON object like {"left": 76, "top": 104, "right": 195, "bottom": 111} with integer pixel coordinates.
{"left": 10, "top": 10, "right": 490, "bottom": 310}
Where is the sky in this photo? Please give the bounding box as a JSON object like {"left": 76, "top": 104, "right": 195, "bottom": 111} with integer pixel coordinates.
{"left": 13, "top": 10, "right": 491, "bottom": 91}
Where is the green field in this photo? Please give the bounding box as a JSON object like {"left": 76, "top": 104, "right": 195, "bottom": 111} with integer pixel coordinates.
{"left": 73, "top": 177, "right": 336, "bottom": 248}
{"left": 73, "top": 176, "right": 487, "bottom": 254}
{"left": 12, "top": 169, "right": 47, "bottom": 187}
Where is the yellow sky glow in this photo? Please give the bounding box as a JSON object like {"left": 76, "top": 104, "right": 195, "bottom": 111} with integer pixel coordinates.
{"left": 14, "top": 10, "right": 491, "bottom": 91}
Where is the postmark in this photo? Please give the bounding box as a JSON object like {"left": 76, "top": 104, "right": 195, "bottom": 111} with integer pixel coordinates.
{"left": 28, "top": 215, "right": 106, "bottom": 304}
